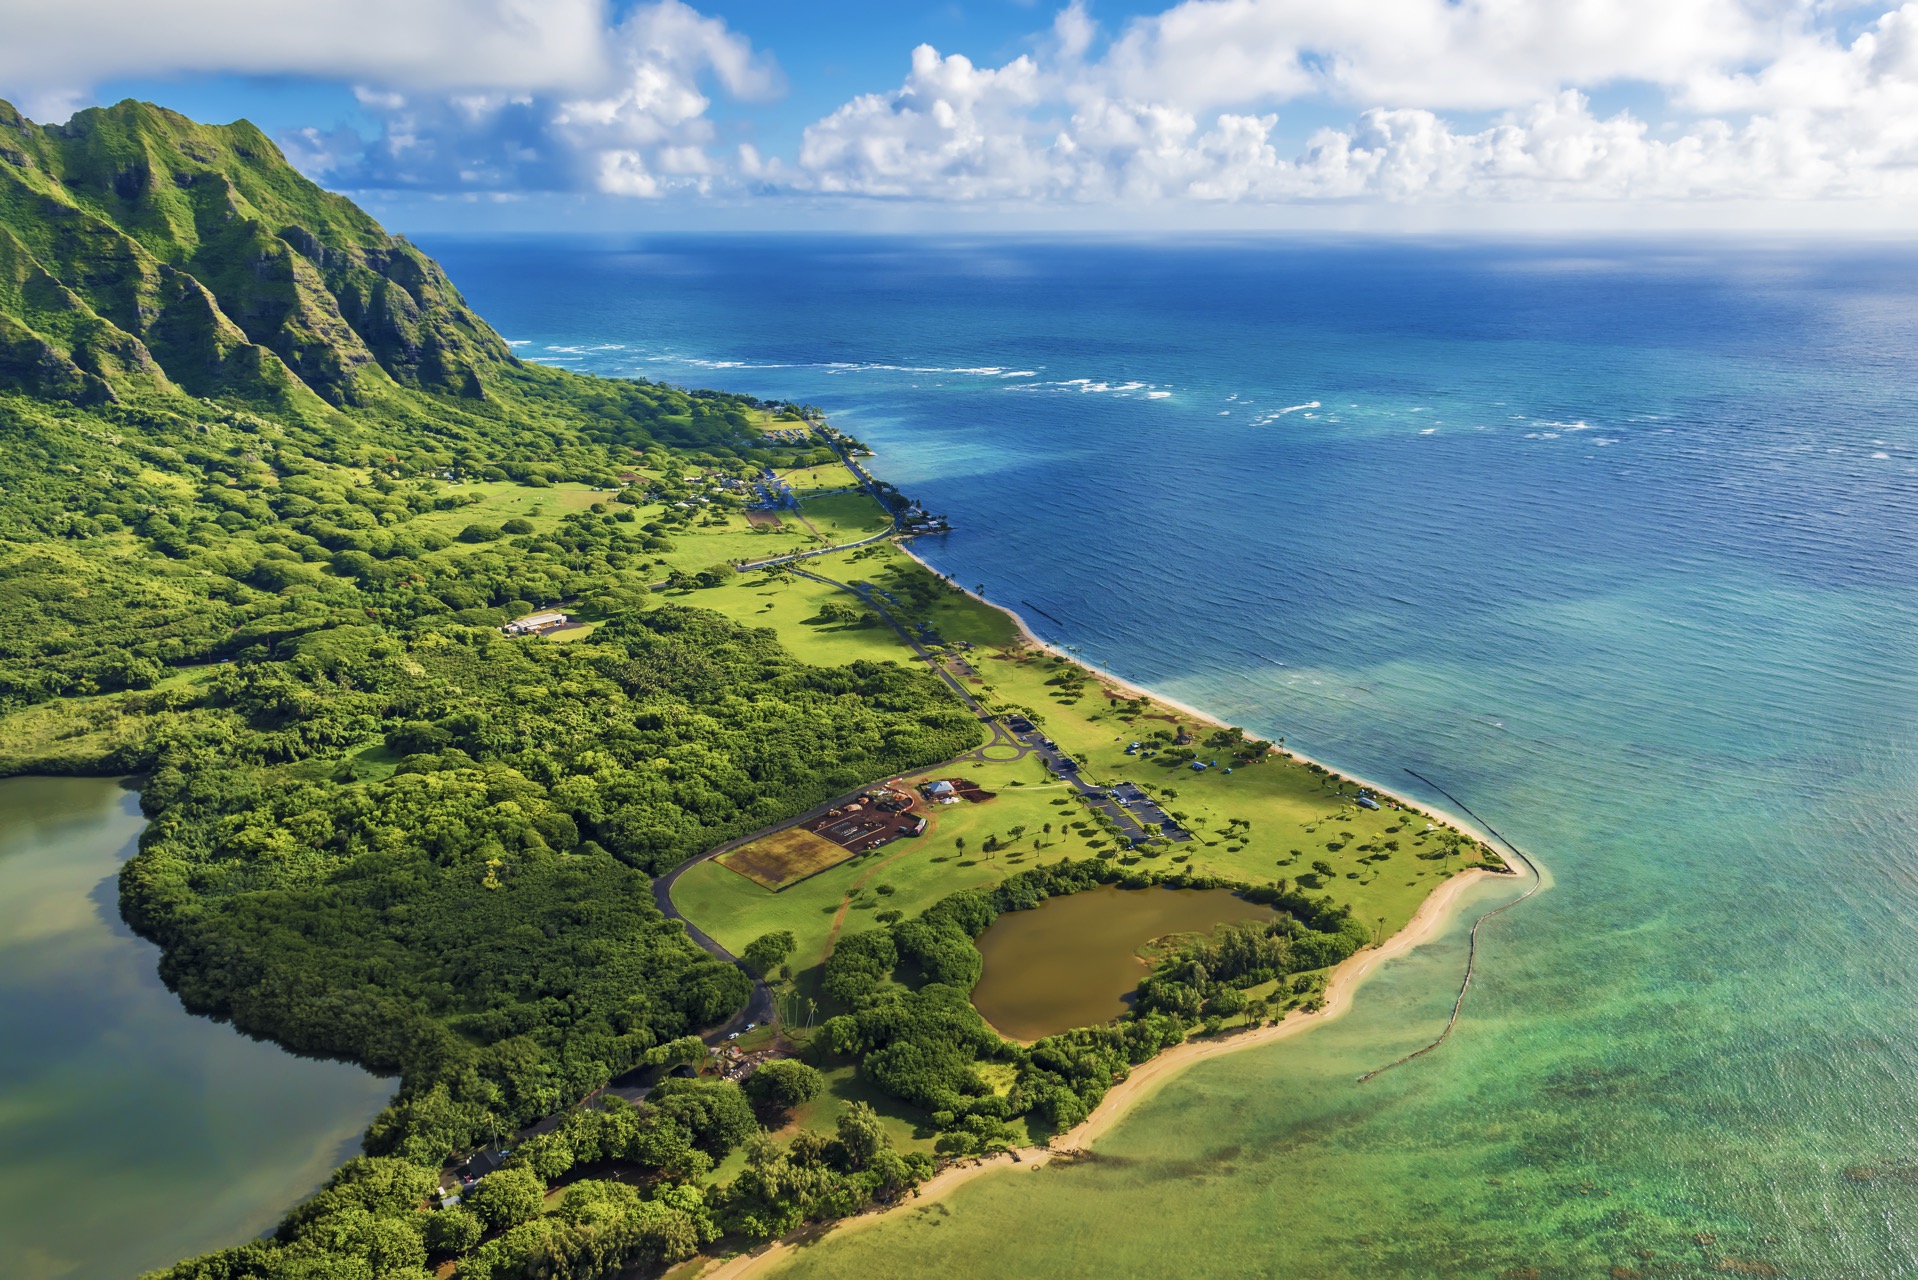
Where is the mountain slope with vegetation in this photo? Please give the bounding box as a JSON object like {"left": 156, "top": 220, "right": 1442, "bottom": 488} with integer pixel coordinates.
{"left": 0, "top": 98, "right": 982, "bottom": 1277}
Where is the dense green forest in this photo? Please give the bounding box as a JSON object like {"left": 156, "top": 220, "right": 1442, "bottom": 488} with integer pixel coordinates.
{"left": 0, "top": 97, "right": 986, "bottom": 1277}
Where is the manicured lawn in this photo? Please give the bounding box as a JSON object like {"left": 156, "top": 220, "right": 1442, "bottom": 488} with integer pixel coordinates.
{"left": 776, "top": 464, "right": 857, "bottom": 498}
{"left": 796, "top": 492, "right": 892, "bottom": 539}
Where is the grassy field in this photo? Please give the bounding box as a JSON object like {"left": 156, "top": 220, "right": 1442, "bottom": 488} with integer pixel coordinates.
{"left": 778, "top": 1064, "right": 933, "bottom": 1154}
{"left": 407, "top": 480, "right": 603, "bottom": 542}
{"left": 0, "top": 666, "right": 223, "bottom": 775}
{"left": 777, "top": 464, "right": 858, "bottom": 498}
{"left": 641, "top": 505, "right": 816, "bottom": 575}
{"left": 671, "top": 551, "right": 924, "bottom": 668}
{"left": 958, "top": 643, "right": 1469, "bottom": 937}
{"left": 795, "top": 492, "right": 893, "bottom": 540}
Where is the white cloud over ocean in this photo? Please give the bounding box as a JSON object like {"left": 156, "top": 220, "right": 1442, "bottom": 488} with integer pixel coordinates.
{"left": 778, "top": 0, "right": 1918, "bottom": 204}
{"left": 15, "top": 0, "right": 1918, "bottom": 212}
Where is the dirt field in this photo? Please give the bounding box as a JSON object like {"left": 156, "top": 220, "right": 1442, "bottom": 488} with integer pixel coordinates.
{"left": 744, "top": 509, "right": 785, "bottom": 528}
{"left": 718, "top": 828, "right": 856, "bottom": 890}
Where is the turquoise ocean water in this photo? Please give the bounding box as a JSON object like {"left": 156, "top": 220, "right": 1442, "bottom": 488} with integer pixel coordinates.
{"left": 431, "top": 236, "right": 1918, "bottom": 1276}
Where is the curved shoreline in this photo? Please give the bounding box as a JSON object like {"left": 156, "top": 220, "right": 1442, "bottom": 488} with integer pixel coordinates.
{"left": 697, "top": 859, "right": 1507, "bottom": 1280}
{"left": 894, "top": 541, "right": 1524, "bottom": 862}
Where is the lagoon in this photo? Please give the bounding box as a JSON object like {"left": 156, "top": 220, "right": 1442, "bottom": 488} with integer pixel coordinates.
{"left": 0, "top": 776, "right": 394, "bottom": 1280}
{"left": 970, "top": 886, "right": 1276, "bottom": 1041}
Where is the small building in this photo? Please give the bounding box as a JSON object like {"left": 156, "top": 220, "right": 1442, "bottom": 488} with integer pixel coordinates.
{"left": 503, "top": 610, "right": 569, "bottom": 637}
{"left": 925, "top": 780, "right": 955, "bottom": 798}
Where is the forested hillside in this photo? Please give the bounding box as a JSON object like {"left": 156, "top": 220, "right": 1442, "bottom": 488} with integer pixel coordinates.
{"left": 0, "top": 94, "right": 982, "bottom": 1233}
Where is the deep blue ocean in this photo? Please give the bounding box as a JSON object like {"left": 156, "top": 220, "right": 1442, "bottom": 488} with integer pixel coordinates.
{"left": 431, "top": 236, "right": 1918, "bottom": 1276}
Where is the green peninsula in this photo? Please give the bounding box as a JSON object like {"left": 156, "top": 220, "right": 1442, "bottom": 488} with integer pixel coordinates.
{"left": 0, "top": 99, "right": 1505, "bottom": 1280}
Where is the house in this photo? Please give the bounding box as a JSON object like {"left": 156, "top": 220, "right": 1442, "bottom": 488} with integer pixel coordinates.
{"left": 502, "top": 610, "right": 569, "bottom": 637}
{"left": 925, "top": 780, "right": 955, "bottom": 798}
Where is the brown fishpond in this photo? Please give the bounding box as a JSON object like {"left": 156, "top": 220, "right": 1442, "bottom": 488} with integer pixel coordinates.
{"left": 969, "top": 884, "right": 1278, "bottom": 1040}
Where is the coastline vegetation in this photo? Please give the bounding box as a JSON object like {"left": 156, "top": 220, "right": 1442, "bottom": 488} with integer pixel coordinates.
{"left": 0, "top": 96, "right": 1506, "bottom": 1279}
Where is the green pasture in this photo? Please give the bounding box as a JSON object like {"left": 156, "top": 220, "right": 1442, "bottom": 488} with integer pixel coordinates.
{"left": 407, "top": 481, "right": 602, "bottom": 540}
{"left": 660, "top": 566, "right": 911, "bottom": 669}
{"left": 776, "top": 464, "right": 857, "bottom": 497}
{"left": 796, "top": 492, "right": 893, "bottom": 539}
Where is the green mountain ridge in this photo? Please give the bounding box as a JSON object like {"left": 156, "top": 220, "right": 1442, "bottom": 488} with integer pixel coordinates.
{"left": 0, "top": 98, "right": 984, "bottom": 1280}
{"left": 0, "top": 98, "right": 507, "bottom": 407}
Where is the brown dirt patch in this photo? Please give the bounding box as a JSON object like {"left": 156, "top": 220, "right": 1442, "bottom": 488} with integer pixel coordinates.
{"left": 745, "top": 509, "right": 784, "bottom": 528}
{"left": 719, "top": 828, "right": 857, "bottom": 889}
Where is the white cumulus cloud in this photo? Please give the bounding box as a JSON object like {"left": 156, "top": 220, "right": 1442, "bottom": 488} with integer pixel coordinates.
{"left": 1, "top": 0, "right": 612, "bottom": 120}
{"left": 773, "top": 0, "right": 1918, "bottom": 206}
{"left": 286, "top": 0, "right": 777, "bottom": 197}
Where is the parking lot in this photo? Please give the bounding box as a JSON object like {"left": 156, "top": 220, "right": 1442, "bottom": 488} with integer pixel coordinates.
{"left": 999, "top": 720, "right": 1184, "bottom": 846}
{"left": 1109, "top": 781, "right": 1192, "bottom": 842}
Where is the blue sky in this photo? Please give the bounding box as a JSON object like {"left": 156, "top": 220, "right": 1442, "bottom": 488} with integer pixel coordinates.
{"left": 8, "top": 0, "right": 1918, "bottom": 232}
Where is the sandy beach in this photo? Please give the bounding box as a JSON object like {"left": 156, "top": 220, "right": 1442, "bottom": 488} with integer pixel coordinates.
{"left": 696, "top": 856, "right": 1505, "bottom": 1280}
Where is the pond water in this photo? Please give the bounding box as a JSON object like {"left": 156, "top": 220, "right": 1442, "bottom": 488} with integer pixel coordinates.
{"left": 0, "top": 776, "right": 395, "bottom": 1280}
{"left": 969, "top": 886, "right": 1277, "bottom": 1040}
